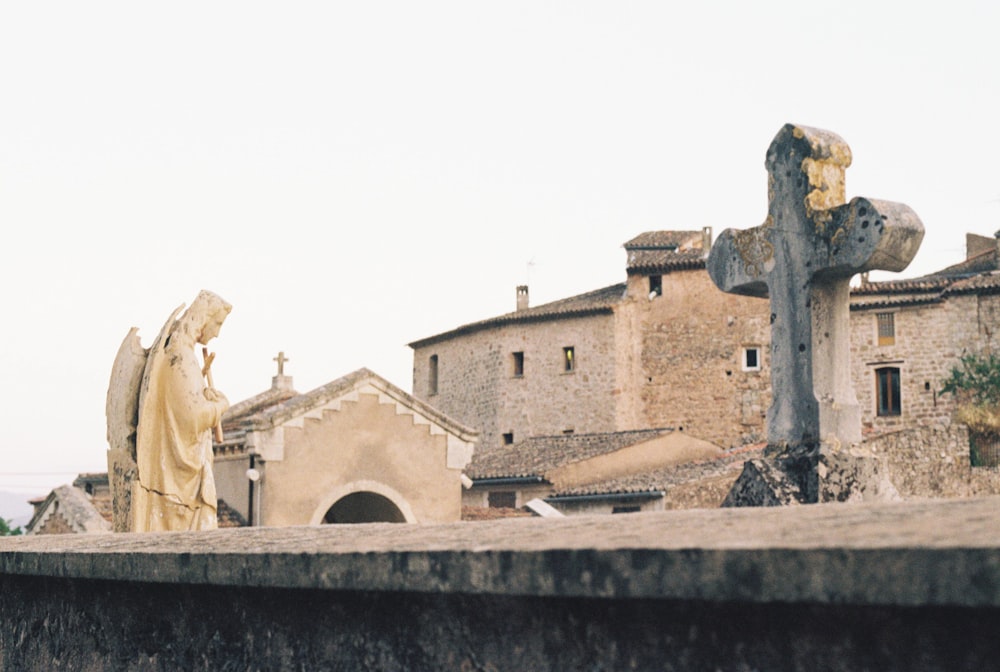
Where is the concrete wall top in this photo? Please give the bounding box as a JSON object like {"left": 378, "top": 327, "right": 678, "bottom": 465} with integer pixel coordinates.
{"left": 2, "top": 497, "right": 998, "bottom": 608}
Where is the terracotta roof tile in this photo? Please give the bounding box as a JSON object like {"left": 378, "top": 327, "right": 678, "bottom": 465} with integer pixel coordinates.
{"left": 945, "top": 271, "right": 1000, "bottom": 295}
{"left": 217, "top": 499, "right": 247, "bottom": 528}
{"left": 461, "top": 506, "right": 532, "bottom": 521}
{"left": 929, "top": 247, "right": 1000, "bottom": 278}
{"left": 467, "top": 428, "right": 675, "bottom": 480}
{"left": 409, "top": 284, "right": 625, "bottom": 348}
{"left": 551, "top": 444, "right": 765, "bottom": 497}
{"left": 626, "top": 249, "right": 706, "bottom": 275}
{"left": 623, "top": 231, "right": 706, "bottom": 250}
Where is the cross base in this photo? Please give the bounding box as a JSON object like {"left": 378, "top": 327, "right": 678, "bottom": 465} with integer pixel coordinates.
{"left": 723, "top": 442, "right": 899, "bottom": 506}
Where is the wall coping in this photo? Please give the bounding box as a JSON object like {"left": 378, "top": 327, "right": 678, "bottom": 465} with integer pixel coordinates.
{"left": 2, "top": 497, "right": 998, "bottom": 608}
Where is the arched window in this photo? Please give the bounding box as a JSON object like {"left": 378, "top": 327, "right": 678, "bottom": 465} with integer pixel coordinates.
{"left": 876, "top": 367, "right": 901, "bottom": 417}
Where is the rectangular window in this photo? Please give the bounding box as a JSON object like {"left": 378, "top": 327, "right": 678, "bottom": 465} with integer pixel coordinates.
{"left": 649, "top": 275, "right": 662, "bottom": 298}
{"left": 877, "top": 313, "right": 895, "bottom": 346}
{"left": 742, "top": 347, "right": 761, "bottom": 372}
{"left": 612, "top": 505, "right": 642, "bottom": 514}
{"left": 563, "top": 346, "right": 575, "bottom": 372}
{"left": 428, "top": 355, "right": 439, "bottom": 395}
{"left": 876, "top": 367, "right": 901, "bottom": 416}
{"left": 512, "top": 351, "right": 524, "bottom": 377}
{"left": 488, "top": 491, "right": 517, "bottom": 509}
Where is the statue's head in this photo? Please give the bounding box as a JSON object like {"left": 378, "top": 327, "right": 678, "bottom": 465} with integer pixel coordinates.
{"left": 181, "top": 290, "right": 232, "bottom": 345}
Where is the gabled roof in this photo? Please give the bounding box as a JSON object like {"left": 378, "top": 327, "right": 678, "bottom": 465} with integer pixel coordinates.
{"left": 851, "top": 244, "right": 1000, "bottom": 310}
{"left": 410, "top": 230, "right": 714, "bottom": 348}
{"left": 224, "top": 385, "right": 299, "bottom": 426}
{"left": 624, "top": 230, "right": 709, "bottom": 276}
{"left": 467, "top": 428, "right": 675, "bottom": 480}
{"left": 946, "top": 271, "right": 1000, "bottom": 296}
{"left": 26, "top": 484, "right": 111, "bottom": 535}
{"left": 623, "top": 231, "right": 705, "bottom": 250}
{"left": 230, "top": 367, "right": 478, "bottom": 443}
{"left": 408, "top": 284, "right": 625, "bottom": 349}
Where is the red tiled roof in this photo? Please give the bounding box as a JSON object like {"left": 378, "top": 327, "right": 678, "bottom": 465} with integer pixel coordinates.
{"left": 550, "top": 443, "right": 765, "bottom": 497}
{"left": 467, "top": 428, "right": 676, "bottom": 480}
{"left": 217, "top": 499, "right": 247, "bottom": 528}
{"left": 626, "top": 250, "right": 707, "bottom": 275}
{"left": 409, "top": 284, "right": 625, "bottom": 348}
{"left": 623, "top": 231, "right": 705, "bottom": 250}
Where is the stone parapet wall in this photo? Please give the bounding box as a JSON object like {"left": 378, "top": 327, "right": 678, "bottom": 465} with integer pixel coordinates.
{"left": 2, "top": 499, "right": 999, "bottom": 670}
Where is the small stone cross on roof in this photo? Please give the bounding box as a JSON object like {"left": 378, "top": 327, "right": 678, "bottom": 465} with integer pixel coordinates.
{"left": 274, "top": 351, "right": 289, "bottom": 376}
{"left": 708, "top": 124, "right": 924, "bottom": 449}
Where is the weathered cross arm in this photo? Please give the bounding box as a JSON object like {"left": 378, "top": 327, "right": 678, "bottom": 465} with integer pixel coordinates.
{"left": 812, "top": 197, "right": 925, "bottom": 279}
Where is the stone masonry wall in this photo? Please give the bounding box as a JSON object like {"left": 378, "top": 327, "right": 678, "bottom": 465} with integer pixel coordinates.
{"left": 412, "top": 312, "right": 619, "bottom": 450}
{"left": 851, "top": 294, "right": 1000, "bottom": 434}
{"left": 867, "top": 423, "right": 1000, "bottom": 498}
{"left": 626, "top": 270, "right": 772, "bottom": 448}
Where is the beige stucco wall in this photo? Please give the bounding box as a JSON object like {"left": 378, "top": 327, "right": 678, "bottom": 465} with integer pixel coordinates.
{"left": 258, "top": 392, "right": 465, "bottom": 526}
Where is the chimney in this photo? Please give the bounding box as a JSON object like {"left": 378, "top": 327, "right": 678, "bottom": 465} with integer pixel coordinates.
{"left": 516, "top": 285, "right": 529, "bottom": 311}
{"left": 701, "top": 226, "right": 713, "bottom": 253}
{"left": 966, "top": 233, "right": 995, "bottom": 260}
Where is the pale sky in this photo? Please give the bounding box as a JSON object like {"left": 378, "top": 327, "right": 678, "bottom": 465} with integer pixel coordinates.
{"left": 1, "top": 1, "right": 997, "bottom": 503}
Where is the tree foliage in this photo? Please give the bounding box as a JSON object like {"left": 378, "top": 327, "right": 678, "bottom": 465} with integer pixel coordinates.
{"left": 941, "top": 353, "right": 1000, "bottom": 407}
{"left": 0, "top": 517, "right": 23, "bottom": 536}
{"left": 941, "top": 353, "right": 1000, "bottom": 438}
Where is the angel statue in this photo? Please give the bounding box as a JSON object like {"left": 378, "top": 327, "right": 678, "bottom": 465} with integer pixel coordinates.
{"left": 106, "top": 290, "right": 232, "bottom": 532}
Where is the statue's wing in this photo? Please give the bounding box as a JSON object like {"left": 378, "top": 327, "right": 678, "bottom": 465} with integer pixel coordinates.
{"left": 106, "top": 327, "right": 148, "bottom": 458}
{"left": 105, "top": 327, "right": 149, "bottom": 533}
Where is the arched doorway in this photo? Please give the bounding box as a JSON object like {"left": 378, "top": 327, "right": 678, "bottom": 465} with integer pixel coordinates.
{"left": 322, "top": 491, "right": 407, "bottom": 524}
{"left": 310, "top": 480, "right": 418, "bottom": 525}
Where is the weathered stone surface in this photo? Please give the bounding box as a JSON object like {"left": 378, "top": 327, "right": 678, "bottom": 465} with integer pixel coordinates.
{"left": 3, "top": 575, "right": 998, "bottom": 672}
{"left": 708, "top": 124, "right": 924, "bottom": 448}
{"left": 725, "top": 444, "right": 899, "bottom": 506}
{"left": 1, "top": 498, "right": 999, "bottom": 671}
{"left": 105, "top": 327, "right": 146, "bottom": 533}
{"left": 2, "top": 496, "right": 999, "bottom": 607}
{"left": 708, "top": 124, "right": 924, "bottom": 505}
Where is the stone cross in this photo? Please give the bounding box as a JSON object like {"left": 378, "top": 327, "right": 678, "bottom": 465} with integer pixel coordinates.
{"left": 708, "top": 124, "right": 923, "bottom": 449}
{"left": 274, "top": 351, "right": 289, "bottom": 375}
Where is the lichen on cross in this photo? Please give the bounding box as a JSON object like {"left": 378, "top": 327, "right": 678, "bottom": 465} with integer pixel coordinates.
{"left": 708, "top": 124, "right": 924, "bottom": 449}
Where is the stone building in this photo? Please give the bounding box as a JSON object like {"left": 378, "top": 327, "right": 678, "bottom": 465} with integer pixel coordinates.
{"left": 409, "top": 230, "right": 772, "bottom": 451}
{"left": 25, "top": 474, "right": 112, "bottom": 535}
{"left": 26, "top": 473, "right": 245, "bottom": 535}
{"left": 850, "top": 233, "right": 1000, "bottom": 434}
{"left": 214, "top": 366, "right": 477, "bottom": 526}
